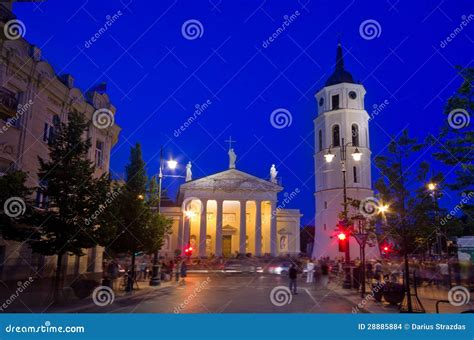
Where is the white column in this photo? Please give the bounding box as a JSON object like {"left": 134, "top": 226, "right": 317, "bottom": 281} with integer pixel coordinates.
{"left": 178, "top": 215, "right": 184, "bottom": 250}
{"left": 183, "top": 200, "right": 191, "bottom": 247}
{"left": 199, "top": 200, "right": 208, "bottom": 258}
{"left": 270, "top": 200, "right": 277, "bottom": 256}
{"left": 215, "top": 199, "right": 223, "bottom": 256}
{"left": 183, "top": 216, "right": 190, "bottom": 247}
{"left": 239, "top": 200, "right": 247, "bottom": 254}
{"left": 255, "top": 200, "right": 262, "bottom": 256}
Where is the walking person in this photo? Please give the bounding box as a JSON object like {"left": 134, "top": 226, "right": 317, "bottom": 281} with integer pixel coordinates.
{"left": 175, "top": 260, "right": 181, "bottom": 282}
{"left": 107, "top": 258, "right": 119, "bottom": 291}
{"left": 289, "top": 264, "right": 298, "bottom": 295}
{"left": 306, "top": 260, "right": 315, "bottom": 283}
{"left": 180, "top": 261, "right": 188, "bottom": 285}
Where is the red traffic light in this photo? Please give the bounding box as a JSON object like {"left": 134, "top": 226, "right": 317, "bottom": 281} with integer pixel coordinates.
{"left": 337, "top": 232, "right": 346, "bottom": 241}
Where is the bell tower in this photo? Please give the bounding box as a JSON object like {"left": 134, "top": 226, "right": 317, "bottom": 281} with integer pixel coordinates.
{"left": 312, "top": 43, "right": 373, "bottom": 260}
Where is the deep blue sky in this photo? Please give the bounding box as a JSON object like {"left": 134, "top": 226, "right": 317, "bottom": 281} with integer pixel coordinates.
{"left": 13, "top": 0, "right": 473, "bottom": 225}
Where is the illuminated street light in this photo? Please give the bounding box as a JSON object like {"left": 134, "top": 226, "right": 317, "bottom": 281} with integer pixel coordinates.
{"left": 185, "top": 210, "right": 197, "bottom": 218}
{"left": 324, "top": 149, "right": 335, "bottom": 163}
{"left": 351, "top": 148, "right": 362, "bottom": 161}
{"left": 427, "top": 182, "right": 437, "bottom": 191}
{"left": 167, "top": 159, "right": 178, "bottom": 170}
{"left": 137, "top": 194, "right": 144, "bottom": 200}
{"left": 378, "top": 204, "right": 389, "bottom": 214}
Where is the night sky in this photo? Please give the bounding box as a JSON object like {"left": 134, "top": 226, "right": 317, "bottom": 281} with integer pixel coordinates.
{"left": 13, "top": 0, "right": 473, "bottom": 225}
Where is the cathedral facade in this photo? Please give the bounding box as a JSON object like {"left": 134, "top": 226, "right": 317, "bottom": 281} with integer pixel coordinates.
{"left": 160, "top": 163, "right": 301, "bottom": 258}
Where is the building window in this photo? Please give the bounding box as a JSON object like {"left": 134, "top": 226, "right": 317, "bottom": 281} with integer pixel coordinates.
{"left": 324, "top": 224, "right": 327, "bottom": 231}
{"left": 331, "top": 95, "right": 340, "bottom": 110}
{"left": 95, "top": 141, "right": 104, "bottom": 168}
{"left": 352, "top": 124, "right": 359, "bottom": 147}
{"left": 36, "top": 180, "right": 49, "bottom": 209}
{"left": 43, "top": 122, "right": 53, "bottom": 143}
{"left": 324, "top": 201, "right": 328, "bottom": 209}
{"left": 353, "top": 166, "right": 358, "bottom": 183}
{"left": 332, "top": 125, "right": 340, "bottom": 147}
{"left": 318, "top": 130, "right": 323, "bottom": 152}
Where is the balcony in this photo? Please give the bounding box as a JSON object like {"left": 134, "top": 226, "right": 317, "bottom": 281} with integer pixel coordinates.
{"left": 0, "top": 87, "right": 18, "bottom": 120}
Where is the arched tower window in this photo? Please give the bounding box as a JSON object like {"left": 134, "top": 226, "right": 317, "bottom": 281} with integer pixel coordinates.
{"left": 332, "top": 125, "right": 340, "bottom": 147}
{"left": 318, "top": 130, "right": 323, "bottom": 151}
{"left": 351, "top": 124, "right": 359, "bottom": 147}
{"left": 353, "top": 166, "right": 358, "bottom": 183}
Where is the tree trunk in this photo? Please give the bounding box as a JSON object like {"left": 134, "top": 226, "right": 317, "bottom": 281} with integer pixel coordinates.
{"left": 54, "top": 252, "right": 64, "bottom": 301}
{"left": 127, "top": 253, "right": 136, "bottom": 292}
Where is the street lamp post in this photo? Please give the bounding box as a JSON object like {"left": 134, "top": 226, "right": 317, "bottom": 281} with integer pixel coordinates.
{"left": 324, "top": 137, "right": 362, "bottom": 289}
{"left": 352, "top": 215, "right": 368, "bottom": 298}
{"left": 150, "top": 147, "right": 183, "bottom": 286}
{"left": 427, "top": 182, "right": 442, "bottom": 257}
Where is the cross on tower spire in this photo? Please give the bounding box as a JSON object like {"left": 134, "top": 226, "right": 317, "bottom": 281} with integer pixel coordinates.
{"left": 225, "top": 136, "right": 236, "bottom": 150}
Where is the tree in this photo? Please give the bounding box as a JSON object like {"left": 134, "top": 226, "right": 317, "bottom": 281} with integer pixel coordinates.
{"left": 28, "top": 111, "right": 114, "bottom": 297}
{"left": 374, "top": 129, "right": 435, "bottom": 312}
{"left": 431, "top": 66, "right": 474, "bottom": 236}
{"left": 110, "top": 144, "right": 171, "bottom": 291}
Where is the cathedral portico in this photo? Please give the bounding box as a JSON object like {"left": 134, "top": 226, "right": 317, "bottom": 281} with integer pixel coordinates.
{"left": 160, "top": 166, "right": 301, "bottom": 258}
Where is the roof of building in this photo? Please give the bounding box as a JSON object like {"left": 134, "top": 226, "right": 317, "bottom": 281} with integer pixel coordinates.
{"left": 325, "top": 43, "right": 356, "bottom": 87}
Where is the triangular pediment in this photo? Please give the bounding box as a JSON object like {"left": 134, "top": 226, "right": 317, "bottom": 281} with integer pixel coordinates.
{"left": 180, "top": 169, "right": 282, "bottom": 193}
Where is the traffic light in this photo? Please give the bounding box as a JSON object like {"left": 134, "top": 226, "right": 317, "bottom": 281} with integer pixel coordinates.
{"left": 338, "top": 232, "right": 347, "bottom": 252}
{"left": 184, "top": 245, "right": 193, "bottom": 257}
{"left": 380, "top": 243, "right": 392, "bottom": 255}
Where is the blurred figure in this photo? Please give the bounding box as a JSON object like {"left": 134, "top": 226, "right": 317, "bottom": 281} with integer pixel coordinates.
{"left": 306, "top": 260, "right": 315, "bottom": 283}
{"left": 289, "top": 264, "right": 298, "bottom": 295}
